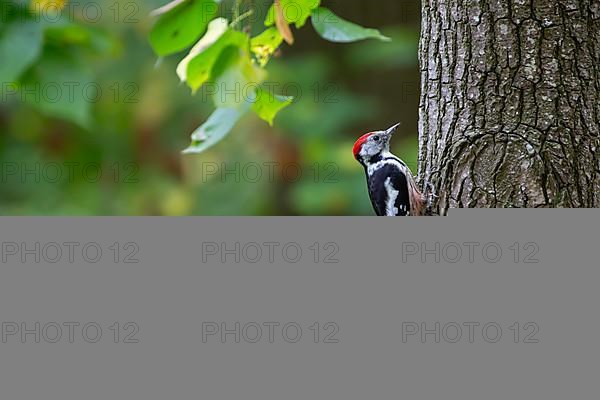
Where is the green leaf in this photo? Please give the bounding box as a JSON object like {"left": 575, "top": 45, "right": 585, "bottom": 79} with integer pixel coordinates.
{"left": 251, "top": 27, "right": 283, "bottom": 67}
{"left": 149, "top": 0, "right": 217, "bottom": 56}
{"left": 265, "top": 0, "right": 320, "bottom": 29}
{"left": 0, "top": 19, "right": 44, "bottom": 82}
{"left": 311, "top": 7, "right": 391, "bottom": 43}
{"left": 210, "top": 46, "right": 266, "bottom": 108}
{"left": 251, "top": 88, "right": 293, "bottom": 125}
{"left": 177, "top": 17, "right": 228, "bottom": 82}
{"left": 183, "top": 105, "right": 249, "bottom": 154}
{"left": 186, "top": 28, "right": 249, "bottom": 93}
{"left": 20, "top": 50, "right": 93, "bottom": 128}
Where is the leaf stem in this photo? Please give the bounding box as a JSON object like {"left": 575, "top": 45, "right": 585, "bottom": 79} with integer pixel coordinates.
{"left": 232, "top": 0, "right": 242, "bottom": 26}
{"left": 230, "top": 9, "right": 254, "bottom": 29}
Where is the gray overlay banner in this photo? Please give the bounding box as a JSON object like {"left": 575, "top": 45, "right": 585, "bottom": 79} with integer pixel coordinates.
{"left": 0, "top": 213, "right": 598, "bottom": 399}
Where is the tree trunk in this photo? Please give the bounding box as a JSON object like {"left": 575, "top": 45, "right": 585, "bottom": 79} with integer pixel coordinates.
{"left": 418, "top": 0, "right": 600, "bottom": 213}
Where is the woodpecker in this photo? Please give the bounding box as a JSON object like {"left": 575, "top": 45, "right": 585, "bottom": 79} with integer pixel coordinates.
{"left": 353, "top": 123, "right": 424, "bottom": 216}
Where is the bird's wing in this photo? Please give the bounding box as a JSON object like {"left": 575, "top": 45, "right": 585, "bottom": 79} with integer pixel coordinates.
{"left": 368, "top": 164, "right": 411, "bottom": 216}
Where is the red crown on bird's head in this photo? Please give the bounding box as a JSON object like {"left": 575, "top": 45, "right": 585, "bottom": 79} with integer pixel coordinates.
{"left": 353, "top": 123, "right": 401, "bottom": 160}
{"left": 352, "top": 132, "right": 374, "bottom": 159}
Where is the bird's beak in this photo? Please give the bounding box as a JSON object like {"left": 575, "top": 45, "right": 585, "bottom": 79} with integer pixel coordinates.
{"left": 382, "top": 123, "right": 401, "bottom": 143}
{"left": 385, "top": 123, "right": 401, "bottom": 136}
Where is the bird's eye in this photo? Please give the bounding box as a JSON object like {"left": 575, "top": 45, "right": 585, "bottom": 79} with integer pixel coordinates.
{"left": 373, "top": 136, "right": 380, "bottom": 142}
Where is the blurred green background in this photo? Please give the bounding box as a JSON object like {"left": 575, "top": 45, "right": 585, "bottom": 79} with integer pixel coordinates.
{"left": 0, "top": 0, "right": 421, "bottom": 215}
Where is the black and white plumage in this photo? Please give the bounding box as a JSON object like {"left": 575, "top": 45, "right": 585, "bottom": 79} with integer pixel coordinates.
{"left": 353, "top": 123, "right": 423, "bottom": 216}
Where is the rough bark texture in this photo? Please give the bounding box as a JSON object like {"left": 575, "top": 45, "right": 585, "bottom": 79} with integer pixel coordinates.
{"left": 418, "top": 0, "right": 600, "bottom": 213}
